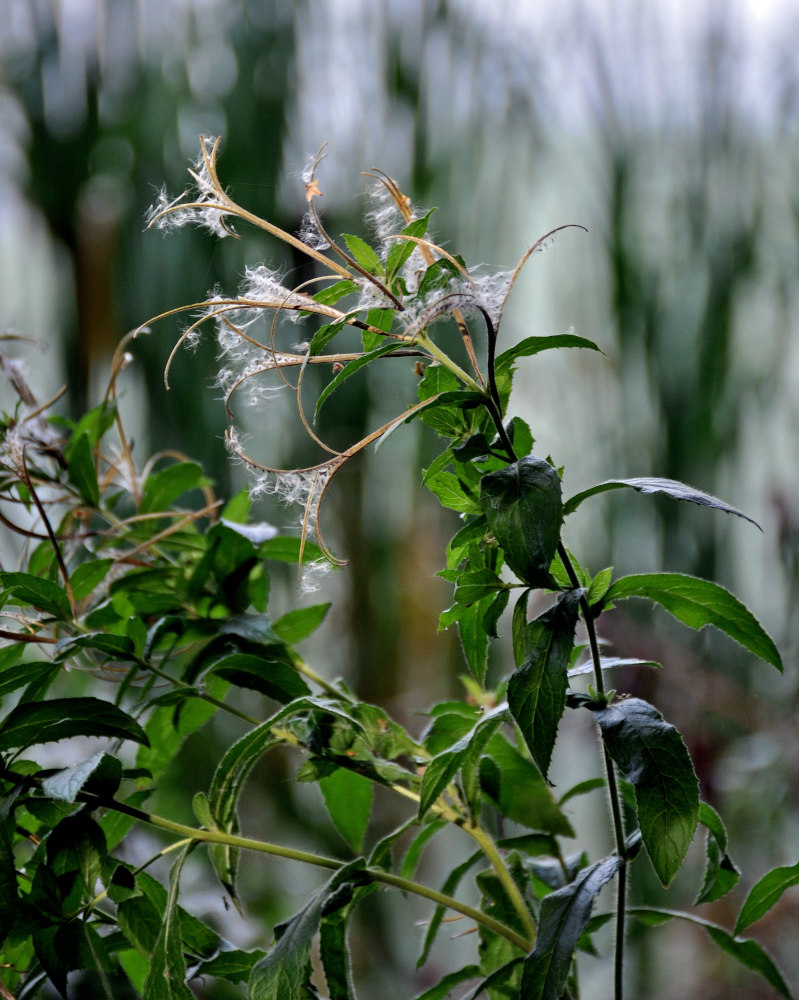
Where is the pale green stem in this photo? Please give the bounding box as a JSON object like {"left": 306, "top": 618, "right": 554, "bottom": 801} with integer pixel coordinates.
{"left": 415, "top": 332, "right": 484, "bottom": 393}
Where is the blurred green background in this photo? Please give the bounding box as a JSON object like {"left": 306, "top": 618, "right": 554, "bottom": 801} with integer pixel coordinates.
{"left": 1, "top": 1, "right": 798, "bottom": 997}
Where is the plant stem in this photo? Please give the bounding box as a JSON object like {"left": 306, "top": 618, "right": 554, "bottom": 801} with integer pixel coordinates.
{"left": 465, "top": 822, "right": 537, "bottom": 944}
{"left": 78, "top": 790, "right": 532, "bottom": 952}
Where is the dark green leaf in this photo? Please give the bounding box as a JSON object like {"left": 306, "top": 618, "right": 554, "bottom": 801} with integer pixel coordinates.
{"left": 319, "top": 904, "right": 354, "bottom": 1000}
{"left": 558, "top": 777, "right": 606, "bottom": 806}
{"left": 0, "top": 571, "right": 72, "bottom": 620}
{"left": 594, "top": 698, "right": 699, "bottom": 886}
{"left": 248, "top": 860, "right": 367, "bottom": 1000}
{"left": 195, "top": 949, "right": 267, "bottom": 985}
{"left": 0, "top": 697, "right": 149, "bottom": 752}
{"left": 479, "top": 736, "right": 575, "bottom": 837}
{"left": 142, "top": 845, "right": 194, "bottom": 1000}
{"left": 696, "top": 802, "right": 740, "bottom": 904}
{"left": 495, "top": 333, "right": 601, "bottom": 374}
{"left": 319, "top": 767, "right": 373, "bottom": 852}
{"left": 480, "top": 456, "right": 562, "bottom": 588}
{"left": 0, "top": 819, "right": 18, "bottom": 948}
{"left": 735, "top": 861, "right": 799, "bottom": 935}
{"left": 419, "top": 704, "right": 508, "bottom": 818}
{"left": 418, "top": 852, "right": 483, "bottom": 968}
{"left": 606, "top": 573, "right": 782, "bottom": 671}
{"left": 520, "top": 856, "right": 622, "bottom": 1000}
{"left": 55, "top": 631, "right": 134, "bottom": 661}
{"left": 385, "top": 209, "right": 437, "bottom": 280}
{"left": 210, "top": 652, "right": 311, "bottom": 703}
{"left": 564, "top": 477, "right": 760, "bottom": 528}
{"left": 342, "top": 234, "right": 382, "bottom": 274}
{"left": 140, "top": 461, "right": 209, "bottom": 515}
{"left": 400, "top": 820, "right": 447, "bottom": 881}
{"left": 271, "top": 603, "right": 331, "bottom": 644}
{"left": 309, "top": 318, "right": 348, "bottom": 355}
{"left": 0, "top": 659, "right": 59, "bottom": 700}
{"left": 507, "top": 590, "right": 581, "bottom": 780}
{"left": 67, "top": 432, "right": 100, "bottom": 507}
{"left": 629, "top": 908, "right": 792, "bottom": 999}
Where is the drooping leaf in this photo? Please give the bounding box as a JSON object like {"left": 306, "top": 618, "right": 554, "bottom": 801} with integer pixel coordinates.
{"left": 417, "top": 852, "right": 483, "bottom": 968}
{"left": 248, "top": 860, "right": 367, "bottom": 1000}
{"left": 629, "top": 907, "right": 792, "bottom": 999}
{"left": 0, "top": 659, "right": 59, "bottom": 700}
{"left": 735, "top": 861, "right": 799, "bottom": 935}
{"left": 593, "top": 698, "right": 699, "bottom": 886}
{"left": 696, "top": 802, "right": 740, "bottom": 905}
{"left": 0, "top": 697, "right": 149, "bottom": 752}
{"left": 605, "top": 573, "right": 782, "bottom": 671}
{"left": 319, "top": 767, "right": 373, "bottom": 853}
{"left": 418, "top": 703, "right": 508, "bottom": 819}
{"left": 411, "top": 965, "right": 482, "bottom": 1000}
{"left": 142, "top": 845, "right": 194, "bottom": 1000}
{"left": 507, "top": 590, "right": 581, "bottom": 780}
{"left": 564, "top": 477, "right": 760, "bottom": 528}
{"left": 319, "top": 902, "right": 356, "bottom": 1000}
{"left": 520, "top": 856, "right": 622, "bottom": 1000}
{"left": 480, "top": 456, "right": 562, "bottom": 588}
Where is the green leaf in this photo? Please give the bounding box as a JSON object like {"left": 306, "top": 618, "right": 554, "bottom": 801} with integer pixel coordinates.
{"left": 419, "top": 703, "right": 508, "bottom": 818}
{"left": 209, "top": 652, "right": 311, "bottom": 704}
{"left": 606, "top": 573, "right": 782, "bottom": 671}
{"left": 385, "top": 209, "right": 437, "bottom": 279}
{"left": 564, "top": 477, "right": 761, "bottom": 528}
{"left": 142, "top": 845, "right": 194, "bottom": 1000}
{"left": 55, "top": 631, "right": 134, "bottom": 661}
{"left": 735, "top": 861, "right": 799, "bottom": 935}
{"left": 42, "top": 751, "right": 122, "bottom": 803}
{"left": 248, "top": 860, "right": 367, "bottom": 1000}
{"left": 271, "top": 603, "right": 331, "bottom": 643}
{"left": 342, "top": 233, "right": 383, "bottom": 274}
{"left": 479, "top": 736, "right": 575, "bottom": 837}
{"left": 315, "top": 341, "right": 400, "bottom": 418}
{"left": 696, "top": 802, "right": 740, "bottom": 905}
{"left": 593, "top": 698, "right": 699, "bottom": 886}
{"left": 258, "top": 536, "right": 325, "bottom": 564}
{"left": 195, "top": 949, "right": 268, "bottom": 985}
{"left": 452, "top": 569, "right": 507, "bottom": 605}
{"left": 400, "top": 820, "right": 447, "bottom": 881}
{"left": 319, "top": 767, "right": 373, "bottom": 852}
{"left": 67, "top": 432, "right": 100, "bottom": 506}
{"left": 495, "top": 333, "right": 601, "bottom": 374}
{"left": 0, "top": 697, "right": 149, "bottom": 752}
{"left": 309, "top": 318, "right": 347, "bottom": 356}
{"left": 70, "top": 558, "right": 113, "bottom": 602}
{"left": 139, "top": 461, "right": 209, "bottom": 515}
{"left": 319, "top": 903, "right": 356, "bottom": 1000}
{"left": 412, "top": 965, "right": 482, "bottom": 1000}
{"left": 65, "top": 400, "right": 116, "bottom": 454}
{"left": 426, "top": 470, "right": 482, "bottom": 514}
{"left": 480, "top": 456, "right": 562, "bottom": 588}
{"left": 0, "top": 658, "right": 59, "bottom": 700}
{"left": 312, "top": 280, "right": 360, "bottom": 307}
{"left": 520, "top": 856, "right": 622, "bottom": 1000}
{"left": 0, "top": 571, "right": 72, "bottom": 620}
{"left": 417, "top": 852, "right": 483, "bottom": 968}
{"left": 629, "top": 907, "right": 793, "bottom": 999}
{"left": 507, "top": 590, "right": 581, "bottom": 780}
